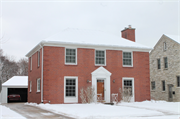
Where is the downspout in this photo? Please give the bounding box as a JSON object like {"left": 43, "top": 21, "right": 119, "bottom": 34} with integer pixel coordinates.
{"left": 39, "top": 43, "right": 44, "bottom": 103}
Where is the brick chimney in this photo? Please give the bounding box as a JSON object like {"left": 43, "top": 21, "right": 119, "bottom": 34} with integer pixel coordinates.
{"left": 121, "top": 25, "right": 135, "bottom": 42}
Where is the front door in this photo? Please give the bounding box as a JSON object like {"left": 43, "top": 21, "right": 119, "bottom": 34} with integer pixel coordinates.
{"left": 97, "top": 80, "right": 104, "bottom": 100}
{"left": 168, "top": 84, "right": 173, "bottom": 102}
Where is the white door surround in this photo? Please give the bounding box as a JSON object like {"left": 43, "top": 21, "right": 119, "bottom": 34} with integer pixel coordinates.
{"left": 122, "top": 77, "right": 135, "bottom": 102}
{"left": 91, "top": 67, "right": 112, "bottom": 103}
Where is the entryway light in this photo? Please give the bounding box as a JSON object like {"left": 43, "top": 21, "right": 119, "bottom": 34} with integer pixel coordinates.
{"left": 113, "top": 80, "right": 115, "bottom": 83}
{"left": 87, "top": 80, "right": 91, "bottom": 83}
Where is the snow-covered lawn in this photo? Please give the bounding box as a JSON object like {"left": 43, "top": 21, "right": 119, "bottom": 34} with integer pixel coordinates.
{"left": 0, "top": 104, "right": 26, "bottom": 119}
{"left": 26, "top": 101, "right": 180, "bottom": 119}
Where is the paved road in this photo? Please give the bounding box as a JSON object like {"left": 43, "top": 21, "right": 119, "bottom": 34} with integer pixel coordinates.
{"left": 3, "top": 103, "right": 74, "bottom": 119}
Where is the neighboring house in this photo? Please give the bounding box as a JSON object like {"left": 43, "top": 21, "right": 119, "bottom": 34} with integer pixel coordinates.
{"left": 0, "top": 76, "right": 28, "bottom": 103}
{"left": 150, "top": 34, "right": 180, "bottom": 102}
{"left": 26, "top": 26, "right": 152, "bottom": 104}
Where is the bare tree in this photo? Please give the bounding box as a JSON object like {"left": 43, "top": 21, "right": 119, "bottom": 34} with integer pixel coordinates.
{"left": 17, "top": 58, "right": 28, "bottom": 76}
{"left": 119, "top": 87, "right": 132, "bottom": 103}
{"left": 80, "top": 86, "right": 95, "bottom": 104}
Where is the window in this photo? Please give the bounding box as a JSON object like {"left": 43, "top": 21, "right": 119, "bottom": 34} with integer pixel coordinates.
{"left": 30, "top": 81, "right": 32, "bottom": 92}
{"left": 37, "top": 51, "right": 40, "bottom": 67}
{"left": 157, "top": 59, "right": 161, "bottom": 69}
{"left": 30, "top": 57, "right": 32, "bottom": 71}
{"left": 164, "top": 57, "right": 168, "bottom": 69}
{"left": 123, "top": 52, "right": 133, "bottom": 66}
{"left": 163, "top": 42, "right": 167, "bottom": 51}
{"left": 37, "top": 78, "right": 40, "bottom": 92}
{"left": 123, "top": 80, "right": 132, "bottom": 96}
{"left": 65, "top": 48, "right": 76, "bottom": 64}
{"left": 177, "top": 76, "right": 180, "bottom": 87}
{"left": 162, "top": 80, "right": 165, "bottom": 91}
{"left": 95, "top": 50, "right": 105, "bottom": 65}
{"left": 151, "top": 81, "right": 155, "bottom": 90}
{"left": 65, "top": 78, "right": 76, "bottom": 97}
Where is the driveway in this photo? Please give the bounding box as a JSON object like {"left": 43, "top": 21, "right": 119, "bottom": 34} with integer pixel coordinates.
{"left": 3, "top": 103, "right": 74, "bottom": 119}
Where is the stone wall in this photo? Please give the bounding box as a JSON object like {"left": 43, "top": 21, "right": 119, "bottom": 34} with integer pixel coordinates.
{"left": 150, "top": 35, "right": 180, "bottom": 102}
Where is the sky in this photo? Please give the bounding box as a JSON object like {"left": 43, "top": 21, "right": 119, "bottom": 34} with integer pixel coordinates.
{"left": 0, "top": 0, "right": 179, "bottom": 61}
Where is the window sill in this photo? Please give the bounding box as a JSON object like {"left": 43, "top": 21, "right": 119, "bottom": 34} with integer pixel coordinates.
{"left": 123, "top": 65, "right": 133, "bottom": 67}
{"left": 164, "top": 68, "right": 168, "bottom": 70}
{"left": 36, "top": 91, "right": 40, "bottom": 93}
{"left": 65, "top": 63, "right": 77, "bottom": 65}
{"left": 162, "top": 91, "right": 166, "bottom": 92}
{"left": 151, "top": 90, "right": 156, "bottom": 92}
{"left": 95, "top": 64, "right": 106, "bottom": 66}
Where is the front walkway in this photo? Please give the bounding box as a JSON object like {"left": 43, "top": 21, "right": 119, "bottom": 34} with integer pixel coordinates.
{"left": 2, "top": 103, "right": 73, "bottom": 119}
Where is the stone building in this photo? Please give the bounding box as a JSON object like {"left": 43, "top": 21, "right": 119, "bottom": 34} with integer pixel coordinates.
{"left": 150, "top": 34, "right": 180, "bottom": 102}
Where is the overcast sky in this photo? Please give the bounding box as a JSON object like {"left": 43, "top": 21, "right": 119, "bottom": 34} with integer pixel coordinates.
{"left": 0, "top": 0, "right": 179, "bottom": 61}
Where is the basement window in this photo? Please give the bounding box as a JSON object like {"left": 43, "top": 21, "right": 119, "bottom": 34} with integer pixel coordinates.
{"left": 151, "top": 81, "right": 155, "bottom": 90}
{"left": 177, "top": 76, "right": 180, "bottom": 87}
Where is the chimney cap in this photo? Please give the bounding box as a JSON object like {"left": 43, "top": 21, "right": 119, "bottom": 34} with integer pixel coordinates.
{"left": 121, "top": 25, "right": 135, "bottom": 32}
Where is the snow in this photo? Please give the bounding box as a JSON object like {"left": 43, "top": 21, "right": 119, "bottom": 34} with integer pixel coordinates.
{"left": 44, "top": 28, "right": 152, "bottom": 50}
{"left": 26, "top": 101, "right": 180, "bottom": 119}
{"left": 2, "top": 76, "right": 28, "bottom": 87}
{"left": 164, "top": 34, "right": 180, "bottom": 44}
{"left": 0, "top": 105, "right": 26, "bottom": 119}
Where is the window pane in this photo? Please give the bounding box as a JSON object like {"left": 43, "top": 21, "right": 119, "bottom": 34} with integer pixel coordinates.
{"left": 162, "top": 81, "right": 165, "bottom": 91}
{"left": 164, "top": 57, "right": 168, "bottom": 68}
{"left": 177, "top": 76, "right": 180, "bottom": 87}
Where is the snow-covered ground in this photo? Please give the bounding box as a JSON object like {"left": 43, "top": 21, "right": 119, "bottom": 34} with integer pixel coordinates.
{"left": 26, "top": 100, "right": 180, "bottom": 119}
{"left": 0, "top": 104, "right": 26, "bottom": 119}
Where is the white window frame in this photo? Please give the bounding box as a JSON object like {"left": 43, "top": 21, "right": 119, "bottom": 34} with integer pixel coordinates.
{"left": 30, "top": 81, "right": 32, "bottom": 92}
{"left": 37, "top": 78, "right": 40, "bottom": 92}
{"left": 122, "top": 77, "right": 135, "bottom": 102}
{"left": 95, "top": 49, "right": 106, "bottom": 66}
{"left": 64, "top": 76, "right": 78, "bottom": 103}
{"left": 38, "top": 51, "right": 40, "bottom": 67}
{"left": 123, "top": 51, "right": 133, "bottom": 67}
{"left": 65, "top": 48, "right": 77, "bottom": 65}
{"left": 30, "top": 56, "right": 32, "bottom": 71}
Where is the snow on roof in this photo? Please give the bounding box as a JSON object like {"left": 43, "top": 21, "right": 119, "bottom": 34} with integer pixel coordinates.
{"left": 164, "top": 34, "right": 180, "bottom": 44}
{"left": 2, "top": 76, "right": 28, "bottom": 87}
{"left": 44, "top": 28, "right": 151, "bottom": 50}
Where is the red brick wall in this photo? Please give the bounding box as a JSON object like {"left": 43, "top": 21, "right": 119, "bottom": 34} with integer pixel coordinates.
{"left": 41, "top": 46, "right": 150, "bottom": 104}
{"left": 28, "top": 49, "right": 42, "bottom": 104}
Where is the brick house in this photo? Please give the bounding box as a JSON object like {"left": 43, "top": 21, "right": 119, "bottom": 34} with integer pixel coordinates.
{"left": 26, "top": 26, "right": 152, "bottom": 104}
{"left": 150, "top": 34, "right": 180, "bottom": 102}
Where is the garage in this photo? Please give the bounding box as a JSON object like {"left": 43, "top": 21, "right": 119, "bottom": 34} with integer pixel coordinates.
{"left": 0, "top": 76, "right": 28, "bottom": 103}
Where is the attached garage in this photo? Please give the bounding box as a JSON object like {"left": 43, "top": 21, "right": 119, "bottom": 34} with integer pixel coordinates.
{"left": 0, "top": 76, "right": 28, "bottom": 103}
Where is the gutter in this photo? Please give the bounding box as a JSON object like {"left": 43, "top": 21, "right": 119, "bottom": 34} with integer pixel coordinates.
{"left": 39, "top": 43, "right": 44, "bottom": 103}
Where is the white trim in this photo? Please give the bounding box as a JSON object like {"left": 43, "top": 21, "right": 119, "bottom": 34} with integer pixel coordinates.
{"left": 65, "top": 48, "right": 77, "bottom": 65}
{"left": 122, "top": 51, "right": 133, "bottom": 67}
{"left": 30, "top": 81, "right": 32, "bottom": 92}
{"left": 91, "top": 67, "right": 111, "bottom": 103}
{"left": 37, "top": 50, "right": 40, "bottom": 67}
{"left": 26, "top": 41, "right": 152, "bottom": 58}
{"left": 30, "top": 56, "right": 32, "bottom": 71}
{"left": 95, "top": 50, "right": 106, "bottom": 66}
{"left": 37, "top": 78, "right": 40, "bottom": 92}
{"left": 64, "top": 76, "right": 78, "bottom": 103}
{"left": 122, "top": 77, "right": 135, "bottom": 102}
